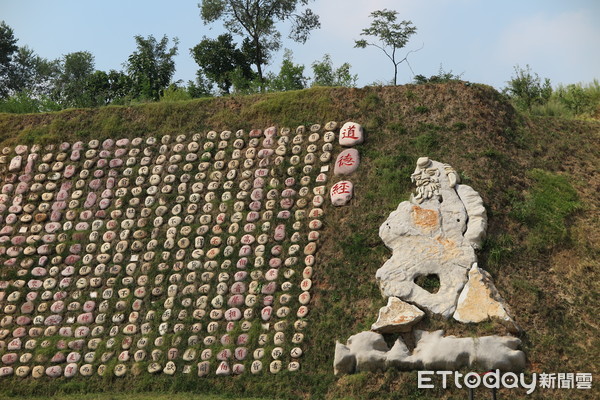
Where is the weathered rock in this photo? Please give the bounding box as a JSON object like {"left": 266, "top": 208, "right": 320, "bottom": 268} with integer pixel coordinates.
{"left": 453, "top": 265, "right": 517, "bottom": 331}
{"left": 334, "top": 330, "right": 525, "bottom": 375}
{"left": 371, "top": 297, "right": 425, "bottom": 333}
{"left": 376, "top": 158, "right": 486, "bottom": 317}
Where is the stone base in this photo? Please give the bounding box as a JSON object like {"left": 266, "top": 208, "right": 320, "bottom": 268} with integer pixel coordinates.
{"left": 334, "top": 330, "right": 525, "bottom": 375}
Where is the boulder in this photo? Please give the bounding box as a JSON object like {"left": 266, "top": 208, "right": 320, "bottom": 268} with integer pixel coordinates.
{"left": 371, "top": 297, "right": 425, "bottom": 333}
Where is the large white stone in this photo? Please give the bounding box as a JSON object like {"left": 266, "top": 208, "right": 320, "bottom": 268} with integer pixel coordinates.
{"left": 371, "top": 297, "right": 424, "bottom": 333}
{"left": 453, "top": 265, "right": 518, "bottom": 331}
{"left": 376, "top": 158, "right": 488, "bottom": 317}
{"left": 334, "top": 330, "right": 525, "bottom": 375}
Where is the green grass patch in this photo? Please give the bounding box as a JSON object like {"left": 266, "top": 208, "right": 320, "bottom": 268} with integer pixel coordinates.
{"left": 511, "top": 169, "right": 581, "bottom": 252}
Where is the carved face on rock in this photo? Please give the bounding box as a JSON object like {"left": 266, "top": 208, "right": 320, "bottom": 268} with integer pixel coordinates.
{"left": 410, "top": 157, "right": 459, "bottom": 203}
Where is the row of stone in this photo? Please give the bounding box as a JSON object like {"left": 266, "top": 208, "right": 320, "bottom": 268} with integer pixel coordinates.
{"left": 330, "top": 122, "right": 363, "bottom": 206}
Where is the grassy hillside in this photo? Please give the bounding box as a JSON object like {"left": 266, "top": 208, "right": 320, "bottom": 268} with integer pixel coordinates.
{"left": 0, "top": 83, "right": 598, "bottom": 400}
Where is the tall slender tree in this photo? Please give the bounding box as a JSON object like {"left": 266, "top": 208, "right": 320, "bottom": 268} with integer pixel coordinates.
{"left": 354, "top": 9, "right": 419, "bottom": 85}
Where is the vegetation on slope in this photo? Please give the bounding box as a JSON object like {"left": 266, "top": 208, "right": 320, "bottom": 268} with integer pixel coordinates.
{"left": 0, "top": 83, "right": 598, "bottom": 400}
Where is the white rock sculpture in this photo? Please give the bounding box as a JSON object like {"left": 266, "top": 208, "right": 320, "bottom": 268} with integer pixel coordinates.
{"left": 376, "top": 157, "right": 487, "bottom": 317}
{"left": 334, "top": 330, "right": 525, "bottom": 375}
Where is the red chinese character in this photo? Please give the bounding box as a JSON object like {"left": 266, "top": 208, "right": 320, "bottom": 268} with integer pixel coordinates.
{"left": 342, "top": 125, "right": 358, "bottom": 140}
{"left": 337, "top": 153, "right": 355, "bottom": 167}
{"left": 331, "top": 182, "right": 351, "bottom": 195}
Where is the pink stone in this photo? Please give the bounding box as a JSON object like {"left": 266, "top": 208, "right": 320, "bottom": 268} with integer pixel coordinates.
{"left": 64, "top": 165, "right": 76, "bottom": 177}
{"left": 264, "top": 126, "right": 277, "bottom": 137}
{"left": 265, "top": 268, "right": 279, "bottom": 281}
{"left": 280, "top": 198, "right": 294, "bottom": 209}
{"left": 261, "top": 306, "right": 273, "bottom": 321}
{"left": 277, "top": 210, "right": 291, "bottom": 219}
{"left": 334, "top": 149, "right": 360, "bottom": 175}
{"left": 77, "top": 313, "right": 94, "bottom": 325}
{"left": 269, "top": 258, "right": 282, "bottom": 268}
{"left": 263, "top": 295, "right": 274, "bottom": 306}
{"left": 1, "top": 353, "right": 17, "bottom": 364}
{"left": 99, "top": 198, "right": 111, "bottom": 209}
{"left": 274, "top": 224, "right": 286, "bottom": 241}
{"left": 330, "top": 180, "right": 354, "bottom": 206}
{"left": 281, "top": 188, "right": 296, "bottom": 197}
{"left": 89, "top": 179, "right": 102, "bottom": 190}
{"left": 238, "top": 245, "right": 252, "bottom": 257}
{"left": 116, "top": 138, "right": 129, "bottom": 147}
{"left": 44, "top": 314, "right": 62, "bottom": 326}
{"left": 261, "top": 281, "right": 277, "bottom": 295}
{"left": 258, "top": 149, "right": 274, "bottom": 158}
{"left": 31, "top": 267, "right": 47, "bottom": 277}
{"left": 109, "top": 158, "right": 123, "bottom": 168}
{"left": 16, "top": 316, "right": 31, "bottom": 326}
{"left": 70, "top": 151, "right": 80, "bottom": 161}
{"left": 236, "top": 258, "right": 248, "bottom": 269}
{"left": 84, "top": 192, "right": 97, "bottom": 208}
{"left": 249, "top": 201, "right": 261, "bottom": 211}
{"left": 230, "top": 282, "right": 246, "bottom": 294}
{"left": 224, "top": 308, "right": 242, "bottom": 321}
{"left": 227, "top": 295, "right": 245, "bottom": 307}
{"left": 102, "top": 139, "right": 114, "bottom": 149}
{"left": 251, "top": 188, "right": 264, "bottom": 201}
{"left": 339, "top": 122, "right": 364, "bottom": 146}
{"left": 246, "top": 211, "right": 260, "bottom": 222}
{"left": 45, "top": 365, "right": 63, "bottom": 377}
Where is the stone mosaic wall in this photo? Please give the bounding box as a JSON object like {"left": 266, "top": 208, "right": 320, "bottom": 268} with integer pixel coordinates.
{"left": 0, "top": 123, "right": 352, "bottom": 379}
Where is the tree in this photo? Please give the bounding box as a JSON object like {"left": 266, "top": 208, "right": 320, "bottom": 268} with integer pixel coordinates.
{"left": 199, "top": 0, "right": 320, "bottom": 91}
{"left": 355, "top": 9, "right": 418, "bottom": 85}
{"left": 0, "top": 21, "right": 19, "bottom": 97}
{"left": 267, "top": 49, "right": 306, "bottom": 91}
{"left": 8, "top": 46, "right": 59, "bottom": 97}
{"left": 503, "top": 64, "right": 552, "bottom": 111}
{"left": 84, "top": 69, "right": 133, "bottom": 106}
{"left": 53, "top": 51, "right": 95, "bottom": 107}
{"left": 311, "top": 54, "right": 357, "bottom": 87}
{"left": 191, "top": 34, "right": 254, "bottom": 94}
{"left": 125, "top": 34, "right": 178, "bottom": 101}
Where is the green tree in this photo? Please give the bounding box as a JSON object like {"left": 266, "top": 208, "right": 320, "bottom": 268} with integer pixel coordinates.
{"left": 53, "top": 51, "right": 95, "bottom": 107}
{"left": 191, "top": 33, "right": 254, "bottom": 94}
{"left": 354, "top": 9, "right": 418, "bottom": 85}
{"left": 311, "top": 54, "right": 357, "bottom": 87}
{"left": 503, "top": 64, "right": 552, "bottom": 112}
{"left": 8, "top": 46, "right": 59, "bottom": 97}
{"left": 199, "top": 0, "right": 320, "bottom": 91}
{"left": 126, "top": 34, "right": 179, "bottom": 101}
{"left": 187, "top": 72, "right": 214, "bottom": 98}
{"left": 0, "top": 21, "right": 19, "bottom": 97}
{"left": 84, "top": 69, "right": 133, "bottom": 106}
{"left": 267, "top": 49, "right": 306, "bottom": 91}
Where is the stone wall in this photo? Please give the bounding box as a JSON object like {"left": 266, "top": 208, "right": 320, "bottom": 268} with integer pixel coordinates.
{"left": 0, "top": 123, "right": 350, "bottom": 379}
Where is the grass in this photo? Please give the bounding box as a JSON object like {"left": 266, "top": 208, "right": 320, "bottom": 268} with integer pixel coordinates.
{"left": 4, "top": 394, "right": 268, "bottom": 400}
{"left": 0, "top": 83, "right": 598, "bottom": 400}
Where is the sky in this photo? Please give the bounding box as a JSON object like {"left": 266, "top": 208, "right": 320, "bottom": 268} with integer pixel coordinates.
{"left": 2, "top": 0, "right": 599, "bottom": 90}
